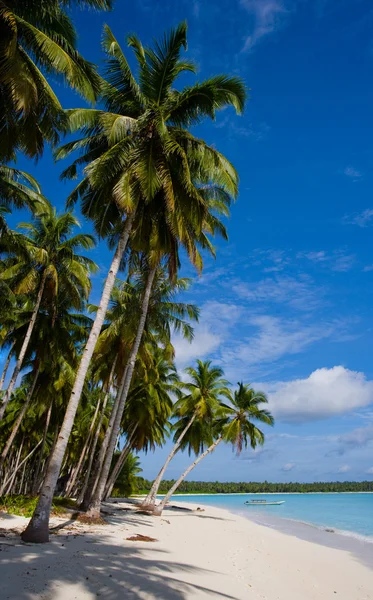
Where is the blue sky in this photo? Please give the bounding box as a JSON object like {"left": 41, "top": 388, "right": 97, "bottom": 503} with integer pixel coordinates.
{"left": 8, "top": 0, "right": 373, "bottom": 482}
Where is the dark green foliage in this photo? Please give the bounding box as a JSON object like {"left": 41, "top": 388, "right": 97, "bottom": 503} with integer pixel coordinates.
{"left": 136, "top": 479, "right": 373, "bottom": 494}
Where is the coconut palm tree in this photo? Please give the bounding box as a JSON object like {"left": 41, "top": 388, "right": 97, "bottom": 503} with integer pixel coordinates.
{"left": 0, "top": 0, "right": 112, "bottom": 161}
{"left": 79, "top": 269, "right": 197, "bottom": 510}
{"left": 0, "top": 167, "right": 47, "bottom": 219}
{"left": 153, "top": 382, "right": 275, "bottom": 515}
{"left": 23, "top": 21, "right": 245, "bottom": 543}
{"left": 142, "top": 360, "right": 231, "bottom": 509}
{"left": 0, "top": 207, "right": 96, "bottom": 419}
{"left": 103, "top": 346, "right": 178, "bottom": 499}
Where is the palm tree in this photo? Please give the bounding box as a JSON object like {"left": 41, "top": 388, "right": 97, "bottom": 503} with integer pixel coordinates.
{"left": 23, "top": 21, "right": 245, "bottom": 543}
{"left": 0, "top": 167, "right": 47, "bottom": 221}
{"left": 0, "top": 207, "right": 96, "bottom": 419}
{"left": 80, "top": 269, "right": 197, "bottom": 511}
{"left": 0, "top": 0, "right": 112, "bottom": 161}
{"left": 103, "top": 346, "right": 178, "bottom": 499}
{"left": 153, "top": 382, "right": 275, "bottom": 515}
{"left": 142, "top": 360, "right": 231, "bottom": 508}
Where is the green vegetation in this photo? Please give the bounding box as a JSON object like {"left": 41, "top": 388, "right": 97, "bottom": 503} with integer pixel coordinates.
{"left": 136, "top": 480, "right": 373, "bottom": 494}
{"left": 0, "top": 495, "right": 77, "bottom": 517}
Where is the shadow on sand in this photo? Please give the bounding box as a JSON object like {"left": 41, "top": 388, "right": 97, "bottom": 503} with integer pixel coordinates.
{"left": 0, "top": 528, "right": 240, "bottom": 600}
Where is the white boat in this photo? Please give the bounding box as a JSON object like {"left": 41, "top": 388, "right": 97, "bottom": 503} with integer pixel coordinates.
{"left": 244, "top": 499, "right": 285, "bottom": 506}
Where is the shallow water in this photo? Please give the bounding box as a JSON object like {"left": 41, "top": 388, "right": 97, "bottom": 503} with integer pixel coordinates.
{"left": 170, "top": 492, "right": 373, "bottom": 541}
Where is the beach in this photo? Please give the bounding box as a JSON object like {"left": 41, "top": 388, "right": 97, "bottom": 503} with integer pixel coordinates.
{"left": 1, "top": 501, "right": 372, "bottom": 600}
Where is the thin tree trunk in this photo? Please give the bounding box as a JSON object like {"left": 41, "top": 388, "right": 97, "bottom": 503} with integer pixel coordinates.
{"left": 0, "top": 439, "right": 42, "bottom": 495}
{"left": 0, "top": 343, "right": 14, "bottom": 391}
{"left": 0, "top": 368, "right": 39, "bottom": 468}
{"left": 79, "top": 361, "right": 117, "bottom": 509}
{"left": 0, "top": 272, "right": 47, "bottom": 421}
{"left": 4, "top": 436, "right": 24, "bottom": 495}
{"left": 142, "top": 412, "right": 198, "bottom": 508}
{"left": 65, "top": 396, "right": 101, "bottom": 497}
{"left": 18, "top": 456, "right": 27, "bottom": 494}
{"left": 21, "top": 217, "right": 134, "bottom": 543}
{"left": 103, "top": 425, "right": 138, "bottom": 500}
{"left": 86, "top": 266, "right": 157, "bottom": 518}
{"left": 154, "top": 437, "right": 223, "bottom": 516}
{"left": 32, "top": 401, "right": 53, "bottom": 496}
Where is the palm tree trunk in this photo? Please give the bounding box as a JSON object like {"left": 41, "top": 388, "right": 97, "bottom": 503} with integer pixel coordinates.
{"left": 86, "top": 266, "right": 157, "bottom": 519}
{"left": 79, "top": 361, "right": 117, "bottom": 509}
{"left": 0, "top": 439, "right": 42, "bottom": 496}
{"left": 0, "top": 343, "right": 14, "bottom": 391}
{"left": 4, "top": 436, "right": 24, "bottom": 495}
{"left": 153, "top": 437, "right": 223, "bottom": 516}
{"left": 0, "top": 272, "right": 47, "bottom": 421}
{"left": 21, "top": 216, "right": 134, "bottom": 544}
{"left": 103, "top": 425, "right": 138, "bottom": 500}
{"left": 32, "top": 401, "right": 53, "bottom": 496}
{"left": 65, "top": 396, "right": 101, "bottom": 497}
{"left": 18, "top": 455, "right": 27, "bottom": 494}
{"left": 0, "top": 367, "right": 39, "bottom": 468}
{"left": 142, "top": 412, "right": 198, "bottom": 508}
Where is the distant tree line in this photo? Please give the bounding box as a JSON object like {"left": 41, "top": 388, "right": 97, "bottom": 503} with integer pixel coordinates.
{"left": 135, "top": 479, "right": 373, "bottom": 494}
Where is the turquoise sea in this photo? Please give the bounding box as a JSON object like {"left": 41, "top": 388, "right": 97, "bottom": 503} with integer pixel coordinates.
{"left": 171, "top": 493, "right": 373, "bottom": 542}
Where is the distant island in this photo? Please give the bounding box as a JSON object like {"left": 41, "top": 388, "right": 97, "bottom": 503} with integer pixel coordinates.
{"left": 134, "top": 478, "right": 373, "bottom": 495}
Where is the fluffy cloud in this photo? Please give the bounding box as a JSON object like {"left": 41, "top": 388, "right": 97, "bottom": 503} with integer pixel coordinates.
{"left": 282, "top": 462, "right": 295, "bottom": 471}
{"left": 267, "top": 367, "right": 373, "bottom": 423}
{"left": 337, "top": 465, "right": 351, "bottom": 473}
{"left": 172, "top": 301, "right": 242, "bottom": 370}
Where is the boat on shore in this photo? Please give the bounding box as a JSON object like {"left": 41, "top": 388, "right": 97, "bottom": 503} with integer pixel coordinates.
{"left": 244, "top": 499, "right": 285, "bottom": 506}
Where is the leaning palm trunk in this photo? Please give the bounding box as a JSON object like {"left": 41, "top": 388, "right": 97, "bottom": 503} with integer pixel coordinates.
{"left": 142, "top": 412, "right": 198, "bottom": 508}
{"left": 0, "top": 367, "right": 39, "bottom": 469}
{"left": 153, "top": 437, "right": 223, "bottom": 516}
{"left": 103, "top": 425, "right": 138, "bottom": 500}
{"left": 0, "top": 272, "right": 47, "bottom": 421}
{"left": 32, "top": 401, "right": 53, "bottom": 496}
{"left": 85, "top": 266, "right": 157, "bottom": 518}
{"left": 0, "top": 342, "right": 14, "bottom": 391}
{"left": 0, "top": 439, "right": 42, "bottom": 496}
{"left": 65, "top": 396, "right": 101, "bottom": 497}
{"left": 81, "top": 363, "right": 127, "bottom": 509}
{"left": 4, "top": 437, "right": 24, "bottom": 495}
{"left": 22, "top": 216, "right": 134, "bottom": 544}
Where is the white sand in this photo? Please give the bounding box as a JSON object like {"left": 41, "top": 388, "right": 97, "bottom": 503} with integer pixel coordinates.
{"left": 0, "top": 501, "right": 372, "bottom": 599}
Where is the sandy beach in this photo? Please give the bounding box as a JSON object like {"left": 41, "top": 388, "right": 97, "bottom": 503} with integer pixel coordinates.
{"left": 0, "top": 501, "right": 372, "bottom": 600}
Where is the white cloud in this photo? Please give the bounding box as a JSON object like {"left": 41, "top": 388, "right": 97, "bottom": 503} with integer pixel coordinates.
{"left": 235, "top": 316, "right": 334, "bottom": 364}
{"left": 300, "top": 250, "right": 355, "bottom": 272}
{"left": 172, "top": 328, "right": 221, "bottom": 370}
{"left": 344, "top": 166, "right": 362, "bottom": 179}
{"left": 336, "top": 424, "right": 373, "bottom": 453}
{"left": 172, "top": 301, "right": 242, "bottom": 370}
{"left": 363, "top": 265, "right": 373, "bottom": 272}
{"left": 366, "top": 467, "right": 373, "bottom": 474}
{"left": 267, "top": 366, "right": 373, "bottom": 423}
{"left": 345, "top": 208, "right": 373, "bottom": 227}
{"left": 240, "top": 0, "right": 290, "bottom": 51}
{"left": 232, "top": 274, "right": 322, "bottom": 311}
{"left": 282, "top": 462, "right": 295, "bottom": 471}
{"left": 337, "top": 464, "right": 351, "bottom": 473}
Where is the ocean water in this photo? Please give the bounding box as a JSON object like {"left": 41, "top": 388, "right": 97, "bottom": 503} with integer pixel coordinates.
{"left": 171, "top": 493, "right": 373, "bottom": 541}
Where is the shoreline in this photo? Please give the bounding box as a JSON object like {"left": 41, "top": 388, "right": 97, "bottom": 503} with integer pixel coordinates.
{"left": 1, "top": 500, "right": 373, "bottom": 599}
